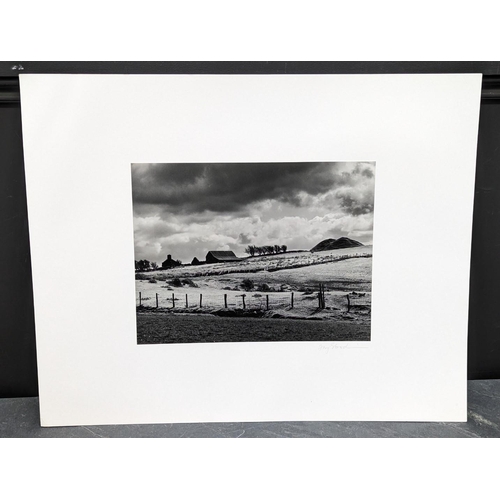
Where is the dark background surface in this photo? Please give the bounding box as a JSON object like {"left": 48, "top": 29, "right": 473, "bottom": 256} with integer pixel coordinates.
{"left": 1, "top": 62, "right": 499, "bottom": 398}
{"left": 2, "top": 379, "right": 500, "bottom": 437}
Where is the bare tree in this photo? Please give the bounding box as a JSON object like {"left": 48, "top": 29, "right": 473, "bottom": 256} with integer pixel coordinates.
{"left": 245, "top": 245, "right": 256, "bottom": 256}
{"left": 244, "top": 244, "right": 288, "bottom": 256}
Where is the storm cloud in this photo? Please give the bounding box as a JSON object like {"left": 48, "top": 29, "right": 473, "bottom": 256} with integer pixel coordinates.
{"left": 132, "top": 162, "right": 371, "bottom": 215}
{"left": 131, "top": 162, "right": 376, "bottom": 263}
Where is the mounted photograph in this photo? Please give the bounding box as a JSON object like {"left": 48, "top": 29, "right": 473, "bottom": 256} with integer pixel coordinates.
{"left": 132, "top": 162, "right": 375, "bottom": 344}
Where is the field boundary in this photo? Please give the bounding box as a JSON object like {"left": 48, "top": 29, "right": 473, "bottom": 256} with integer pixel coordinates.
{"left": 136, "top": 287, "right": 369, "bottom": 315}
{"left": 136, "top": 253, "right": 372, "bottom": 280}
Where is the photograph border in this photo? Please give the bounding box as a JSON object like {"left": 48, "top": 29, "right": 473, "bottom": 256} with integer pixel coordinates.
{"left": 131, "top": 161, "right": 375, "bottom": 345}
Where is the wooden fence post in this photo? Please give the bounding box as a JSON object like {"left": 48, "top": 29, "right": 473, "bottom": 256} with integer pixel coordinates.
{"left": 318, "top": 284, "right": 326, "bottom": 309}
{"left": 224, "top": 294, "right": 227, "bottom": 308}
{"left": 156, "top": 293, "right": 158, "bottom": 308}
{"left": 172, "top": 292, "right": 175, "bottom": 308}
{"left": 242, "top": 294, "right": 246, "bottom": 309}
{"left": 266, "top": 295, "right": 269, "bottom": 310}
{"left": 200, "top": 293, "right": 203, "bottom": 308}
{"left": 139, "top": 292, "right": 142, "bottom": 307}
{"left": 291, "top": 292, "right": 294, "bottom": 308}
{"left": 346, "top": 294, "right": 351, "bottom": 313}
{"left": 185, "top": 294, "right": 188, "bottom": 308}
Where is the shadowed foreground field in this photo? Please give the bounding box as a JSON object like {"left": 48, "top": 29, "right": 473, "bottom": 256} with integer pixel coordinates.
{"left": 137, "top": 312, "right": 370, "bottom": 344}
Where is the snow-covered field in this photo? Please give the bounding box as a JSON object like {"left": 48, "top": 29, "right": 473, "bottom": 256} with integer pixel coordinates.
{"left": 143, "top": 246, "right": 372, "bottom": 279}
{"left": 136, "top": 246, "right": 372, "bottom": 322}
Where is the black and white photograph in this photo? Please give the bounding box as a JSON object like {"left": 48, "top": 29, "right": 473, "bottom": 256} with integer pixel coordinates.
{"left": 132, "top": 161, "right": 375, "bottom": 343}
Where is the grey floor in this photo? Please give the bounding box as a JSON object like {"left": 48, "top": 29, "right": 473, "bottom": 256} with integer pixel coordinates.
{"left": 1, "top": 379, "right": 499, "bottom": 437}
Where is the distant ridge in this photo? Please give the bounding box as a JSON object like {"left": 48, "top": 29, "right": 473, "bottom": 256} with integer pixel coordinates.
{"left": 310, "top": 237, "right": 363, "bottom": 252}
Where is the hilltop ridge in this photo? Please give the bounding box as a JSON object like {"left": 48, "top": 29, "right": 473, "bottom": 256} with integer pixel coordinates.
{"left": 310, "top": 237, "right": 363, "bottom": 252}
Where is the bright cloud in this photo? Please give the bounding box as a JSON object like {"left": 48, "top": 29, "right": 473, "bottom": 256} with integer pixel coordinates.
{"left": 132, "top": 162, "right": 375, "bottom": 264}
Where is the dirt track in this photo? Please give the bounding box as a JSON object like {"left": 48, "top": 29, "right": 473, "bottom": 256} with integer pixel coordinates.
{"left": 137, "top": 312, "right": 370, "bottom": 344}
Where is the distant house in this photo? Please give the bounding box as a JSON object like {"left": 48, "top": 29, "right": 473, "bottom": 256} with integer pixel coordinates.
{"left": 191, "top": 257, "right": 201, "bottom": 266}
{"left": 161, "top": 254, "right": 181, "bottom": 269}
{"left": 205, "top": 250, "right": 243, "bottom": 264}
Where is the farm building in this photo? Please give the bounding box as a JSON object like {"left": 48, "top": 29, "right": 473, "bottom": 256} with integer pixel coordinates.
{"left": 205, "top": 250, "right": 243, "bottom": 264}
{"left": 161, "top": 254, "right": 181, "bottom": 269}
{"left": 191, "top": 257, "right": 201, "bottom": 265}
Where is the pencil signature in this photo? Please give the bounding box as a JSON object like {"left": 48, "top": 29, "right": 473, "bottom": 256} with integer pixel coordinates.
{"left": 318, "top": 344, "right": 369, "bottom": 351}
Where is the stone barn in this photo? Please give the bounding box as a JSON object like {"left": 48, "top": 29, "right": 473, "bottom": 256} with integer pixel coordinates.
{"left": 205, "top": 251, "right": 243, "bottom": 264}
{"left": 161, "top": 254, "right": 181, "bottom": 269}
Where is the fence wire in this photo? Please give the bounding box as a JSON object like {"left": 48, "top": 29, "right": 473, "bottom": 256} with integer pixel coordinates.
{"left": 136, "top": 291, "right": 295, "bottom": 310}
{"left": 136, "top": 286, "right": 371, "bottom": 314}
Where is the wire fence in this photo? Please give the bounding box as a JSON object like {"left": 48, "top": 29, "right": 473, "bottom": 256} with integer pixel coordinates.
{"left": 136, "top": 285, "right": 370, "bottom": 313}
{"left": 136, "top": 291, "right": 294, "bottom": 311}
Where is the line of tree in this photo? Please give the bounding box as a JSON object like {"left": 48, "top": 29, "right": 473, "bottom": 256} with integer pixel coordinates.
{"left": 135, "top": 260, "right": 158, "bottom": 271}
{"left": 244, "top": 244, "right": 287, "bottom": 257}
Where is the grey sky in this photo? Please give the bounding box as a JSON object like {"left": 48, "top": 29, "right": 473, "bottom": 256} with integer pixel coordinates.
{"left": 132, "top": 162, "right": 375, "bottom": 264}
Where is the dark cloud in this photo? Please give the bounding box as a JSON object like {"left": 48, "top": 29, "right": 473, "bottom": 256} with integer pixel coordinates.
{"left": 336, "top": 191, "right": 374, "bottom": 216}
{"left": 237, "top": 233, "right": 251, "bottom": 244}
{"left": 131, "top": 162, "right": 358, "bottom": 214}
{"left": 352, "top": 163, "right": 375, "bottom": 178}
{"left": 333, "top": 163, "right": 375, "bottom": 216}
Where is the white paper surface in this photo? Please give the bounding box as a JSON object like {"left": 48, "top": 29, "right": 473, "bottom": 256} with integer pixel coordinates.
{"left": 19, "top": 73, "right": 481, "bottom": 426}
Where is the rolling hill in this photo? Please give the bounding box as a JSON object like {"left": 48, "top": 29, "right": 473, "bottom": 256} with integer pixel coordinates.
{"left": 310, "top": 237, "right": 363, "bottom": 252}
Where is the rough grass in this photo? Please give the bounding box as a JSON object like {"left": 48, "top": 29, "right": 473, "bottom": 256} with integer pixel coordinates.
{"left": 137, "top": 312, "right": 370, "bottom": 344}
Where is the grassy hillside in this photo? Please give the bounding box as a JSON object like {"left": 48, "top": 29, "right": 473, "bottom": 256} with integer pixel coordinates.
{"left": 140, "top": 246, "right": 372, "bottom": 280}
{"left": 135, "top": 246, "right": 373, "bottom": 323}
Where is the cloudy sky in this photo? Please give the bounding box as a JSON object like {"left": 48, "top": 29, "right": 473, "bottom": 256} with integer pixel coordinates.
{"left": 132, "top": 162, "right": 375, "bottom": 265}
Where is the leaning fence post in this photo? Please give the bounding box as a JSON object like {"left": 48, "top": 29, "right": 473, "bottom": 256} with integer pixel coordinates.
{"left": 318, "top": 283, "right": 325, "bottom": 309}
{"left": 139, "top": 292, "right": 142, "bottom": 307}
{"left": 291, "top": 292, "right": 294, "bottom": 308}
{"left": 224, "top": 294, "right": 227, "bottom": 308}
{"left": 156, "top": 293, "right": 158, "bottom": 308}
{"left": 200, "top": 293, "right": 203, "bottom": 308}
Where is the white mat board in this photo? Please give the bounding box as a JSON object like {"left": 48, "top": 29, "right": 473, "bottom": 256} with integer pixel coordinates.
{"left": 19, "top": 74, "right": 481, "bottom": 426}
